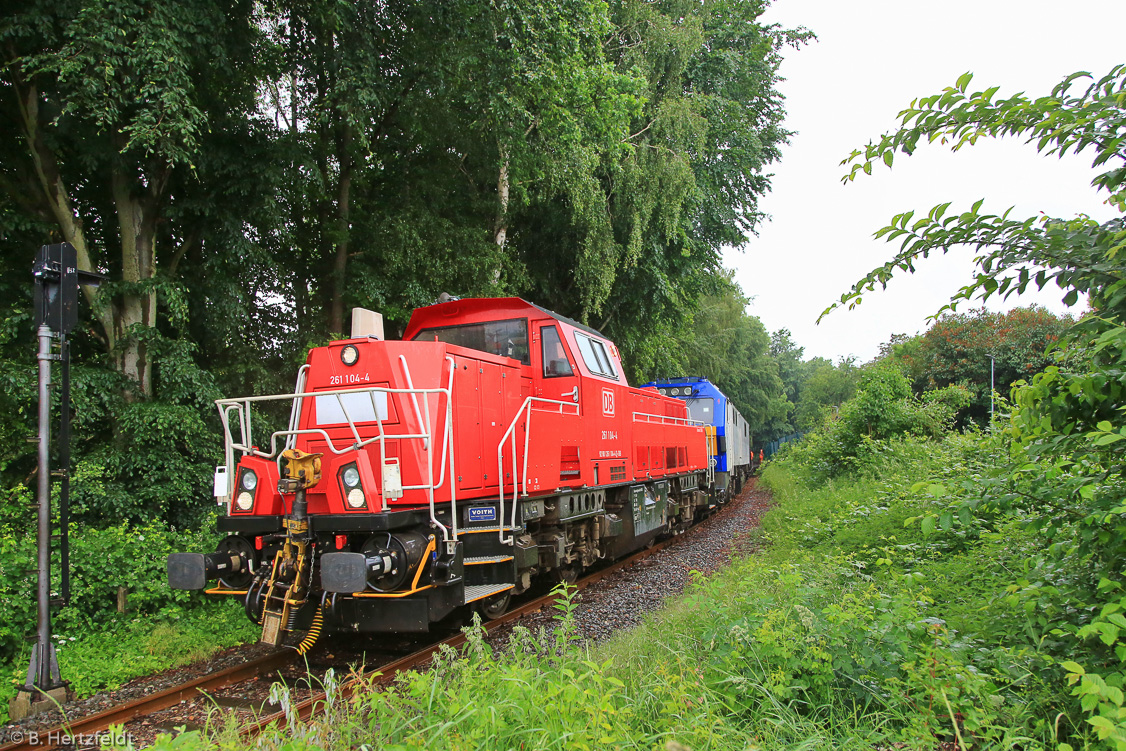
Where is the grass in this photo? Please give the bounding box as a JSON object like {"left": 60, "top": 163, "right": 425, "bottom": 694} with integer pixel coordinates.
{"left": 1, "top": 601, "right": 258, "bottom": 723}
{"left": 150, "top": 433, "right": 1074, "bottom": 750}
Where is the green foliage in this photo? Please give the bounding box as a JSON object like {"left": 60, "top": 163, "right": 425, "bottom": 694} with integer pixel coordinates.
{"left": 520, "top": 0, "right": 812, "bottom": 371}
{"left": 0, "top": 340, "right": 220, "bottom": 528}
{"left": 753, "top": 437, "right": 1078, "bottom": 746}
{"left": 794, "top": 355, "right": 860, "bottom": 430}
{"left": 881, "top": 307, "right": 1072, "bottom": 427}
{"left": 757, "top": 331, "right": 861, "bottom": 442}
{"left": 786, "top": 364, "right": 969, "bottom": 478}
{"left": 835, "top": 64, "right": 1126, "bottom": 749}
{"left": 0, "top": 515, "right": 252, "bottom": 720}
{"left": 0, "top": 520, "right": 223, "bottom": 668}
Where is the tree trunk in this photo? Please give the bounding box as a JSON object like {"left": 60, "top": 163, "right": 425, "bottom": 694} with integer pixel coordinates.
{"left": 492, "top": 143, "right": 510, "bottom": 286}
{"left": 329, "top": 127, "right": 353, "bottom": 336}
{"left": 494, "top": 149, "right": 510, "bottom": 250}
{"left": 13, "top": 74, "right": 116, "bottom": 350}
{"left": 14, "top": 72, "right": 163, "bottom": 397}
{"left": 111, "top": 158, "right": 158, "bottom": 398}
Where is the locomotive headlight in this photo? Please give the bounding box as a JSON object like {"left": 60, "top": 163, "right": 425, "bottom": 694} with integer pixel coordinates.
{"left": 341, "top": 345, "right": 359, "bottom": 366}
{"left": 340, "top": 463, "right": 366, "bottom": 509}
{"left": 346, "top": 488, "right": 366, "bottom": 508}
{"left": 235, "top": 491, "right": 254, "bottom": 511}
{"left": 241, "top": 469, "right": 258, "bottom": 491}
{"left": 342, "top": 466, "right": 361, "bottom": 488}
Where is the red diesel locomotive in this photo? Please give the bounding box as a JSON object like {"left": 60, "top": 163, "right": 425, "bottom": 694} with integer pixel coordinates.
{"left": 168, "top": 297, "right": 716, "bottom": 643}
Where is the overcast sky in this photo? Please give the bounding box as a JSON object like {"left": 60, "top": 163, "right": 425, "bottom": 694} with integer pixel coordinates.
{"left": 725, "top": 0, "right": 1125, "bottom": 363}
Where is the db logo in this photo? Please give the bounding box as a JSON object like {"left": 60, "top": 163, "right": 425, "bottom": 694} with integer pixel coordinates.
{"left": 602, "top": 389, "right": 615, "bottom": 416}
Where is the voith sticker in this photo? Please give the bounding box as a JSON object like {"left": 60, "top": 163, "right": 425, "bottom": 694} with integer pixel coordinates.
{"left": 602, "top": 388, "right": 615, "bottom": 417}
{"left": 468, "top": 506, "right": 497, "bottom": 523}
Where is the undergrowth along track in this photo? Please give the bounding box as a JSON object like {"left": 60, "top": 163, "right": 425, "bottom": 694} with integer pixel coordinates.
{"left": 0, "top": 483, "right": 751, "bottom": 751}
{"left": 242, "top": 486, "right": 753, "bottom": 740}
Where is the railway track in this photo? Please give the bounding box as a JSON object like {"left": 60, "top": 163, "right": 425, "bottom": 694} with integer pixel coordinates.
{"left": 0, "top": 488, "right": 748, "bottom": 751}
{"left": 0, "top": 650, "right": 296, "bottom": 751}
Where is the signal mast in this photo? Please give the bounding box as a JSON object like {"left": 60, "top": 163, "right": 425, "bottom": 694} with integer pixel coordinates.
{"left": 10, "top": 243, "right": 103, "bottom": 720}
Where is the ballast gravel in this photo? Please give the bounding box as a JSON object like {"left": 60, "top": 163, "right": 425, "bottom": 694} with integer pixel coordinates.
{"left": 490, "top": 479, "right": 772, "bottom": 647}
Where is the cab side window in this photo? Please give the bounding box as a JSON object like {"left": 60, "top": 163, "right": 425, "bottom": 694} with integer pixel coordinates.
{"left": 574, "top": 332, "right": 618, "bottom": 379}
{"left": 541, "top": 326, "right": 574, "bottom": 377}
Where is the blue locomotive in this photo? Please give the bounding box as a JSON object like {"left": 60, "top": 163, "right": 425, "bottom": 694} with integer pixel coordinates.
{"left": 641, "top": 377, "right": 752, "bottom": 501}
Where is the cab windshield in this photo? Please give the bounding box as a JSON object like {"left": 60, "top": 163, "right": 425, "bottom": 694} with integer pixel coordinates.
{"left": 412, "top": 318, "right": 530, "bottom": 365}
{"left": 685, "top": 397, "right": 714, "bottom": 423}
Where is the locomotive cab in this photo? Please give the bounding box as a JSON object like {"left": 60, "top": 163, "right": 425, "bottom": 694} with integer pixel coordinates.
{"left": 169, "top": 298, "right": 713, "bottom": 644}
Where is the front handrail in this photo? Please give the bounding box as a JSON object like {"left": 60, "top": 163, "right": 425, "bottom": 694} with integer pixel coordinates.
{"left": 285, "top": 365, "right": 311, "bottom": 450}
{"left": 217, "top": 387, "right": 450, "bottom": 459}
{"left": 217, "top": 385, "right": 449, "bottom": 456}
{"left": 496, "top": 397, "right": 580, "bottom": 545}
{"left": 215, "top": 378, "right": 458, "bottom": 544}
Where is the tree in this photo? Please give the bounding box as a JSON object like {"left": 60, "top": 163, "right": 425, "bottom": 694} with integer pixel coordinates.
{"left": 1, "top": 0, "right": 263, "bottom": 395}
{"left": 771, "top": 330, "right": 806, "bottom": 407}
{"left": 513, "top": 0, "right": 811, "bottom": 367}
{"left": 834, "top": 65, "right": 1126, "bottom": 746}
{"left": 0, "top": 0, "right": 810, "bottom": 526}
{"left": 884, "top": 307, "right": 1071, "bottom": 426}
{"left": 626, "top": 276, "right": 787, "bottom": 437}
{"left": 786, "top": 362, "right": 967, "bottom": 478}
{"left": 679, "top": 282, "right": 788, "bottom": 436}
{"left": 794, "top": 356, "right": 858, "bottom": 429}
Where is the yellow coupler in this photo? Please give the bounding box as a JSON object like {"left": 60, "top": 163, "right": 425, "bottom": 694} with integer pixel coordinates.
{"left": 259, "top": 449, "right": 322, "bottom": 646}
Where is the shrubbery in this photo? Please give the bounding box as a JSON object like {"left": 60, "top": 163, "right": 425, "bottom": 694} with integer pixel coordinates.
{"left": 0, "top": 517, "right": 227, "bottom": 715}
{"left": 783, "top": 363, "right": 969, "bottom": 479}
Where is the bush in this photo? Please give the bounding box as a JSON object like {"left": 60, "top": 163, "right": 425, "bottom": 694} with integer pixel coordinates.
{"left": 785, "top": 364, "right": 969, "bottom": 479}
{"left": 0, "top": 519, "right": 223, "bottom": 667}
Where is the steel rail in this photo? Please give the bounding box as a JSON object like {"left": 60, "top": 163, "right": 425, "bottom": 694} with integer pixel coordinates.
{"left": 0, "top": 650, "right": 298, "bottom": 751}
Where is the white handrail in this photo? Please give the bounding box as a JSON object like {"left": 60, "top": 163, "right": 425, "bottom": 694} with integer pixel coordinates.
{"left": 216, "top": 384, "right": 450, "bottom": 457}
{"left": 444, "top": 356, "right": 457, "bottom": 548}
{"left": 285, "top": 365, "right": 311, "bottom": 449}
{"left": 215, "top": 381, "right": 457, "bottom": 543}
{"left": 496, "top": 396, "right": 580, "bottom": 545}
{"left": 398, "top": 356, "right": 430, "bottom": 452}
{"left": 631, "top": 411, "right": 707, "bottom": 427}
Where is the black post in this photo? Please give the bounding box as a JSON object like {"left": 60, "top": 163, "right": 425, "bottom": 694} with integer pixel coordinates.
{"left": 10, "top": 244, "right": 102, "bottom": 720}
{"left": 58, "top": 337, "right": 71, "bottom": 604}
{"left": 28, "top": 323, "right": 61, "bottom": 692}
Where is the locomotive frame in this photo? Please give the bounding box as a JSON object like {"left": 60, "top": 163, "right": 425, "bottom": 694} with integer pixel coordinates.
{"left": 168, "top": 298, "right": 726, "bottom": 641}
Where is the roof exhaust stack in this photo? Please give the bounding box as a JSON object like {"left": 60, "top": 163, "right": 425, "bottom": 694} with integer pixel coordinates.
{"left": 351, "top": 308, "right": 384, "bottom": 340}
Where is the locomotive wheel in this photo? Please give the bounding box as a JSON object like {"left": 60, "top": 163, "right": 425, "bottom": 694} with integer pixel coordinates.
{"left": 477, "top": 592, "right": 512, "bottom": 620}
{"left": 552, "top": 564, "right": 580, "bottom": 585}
